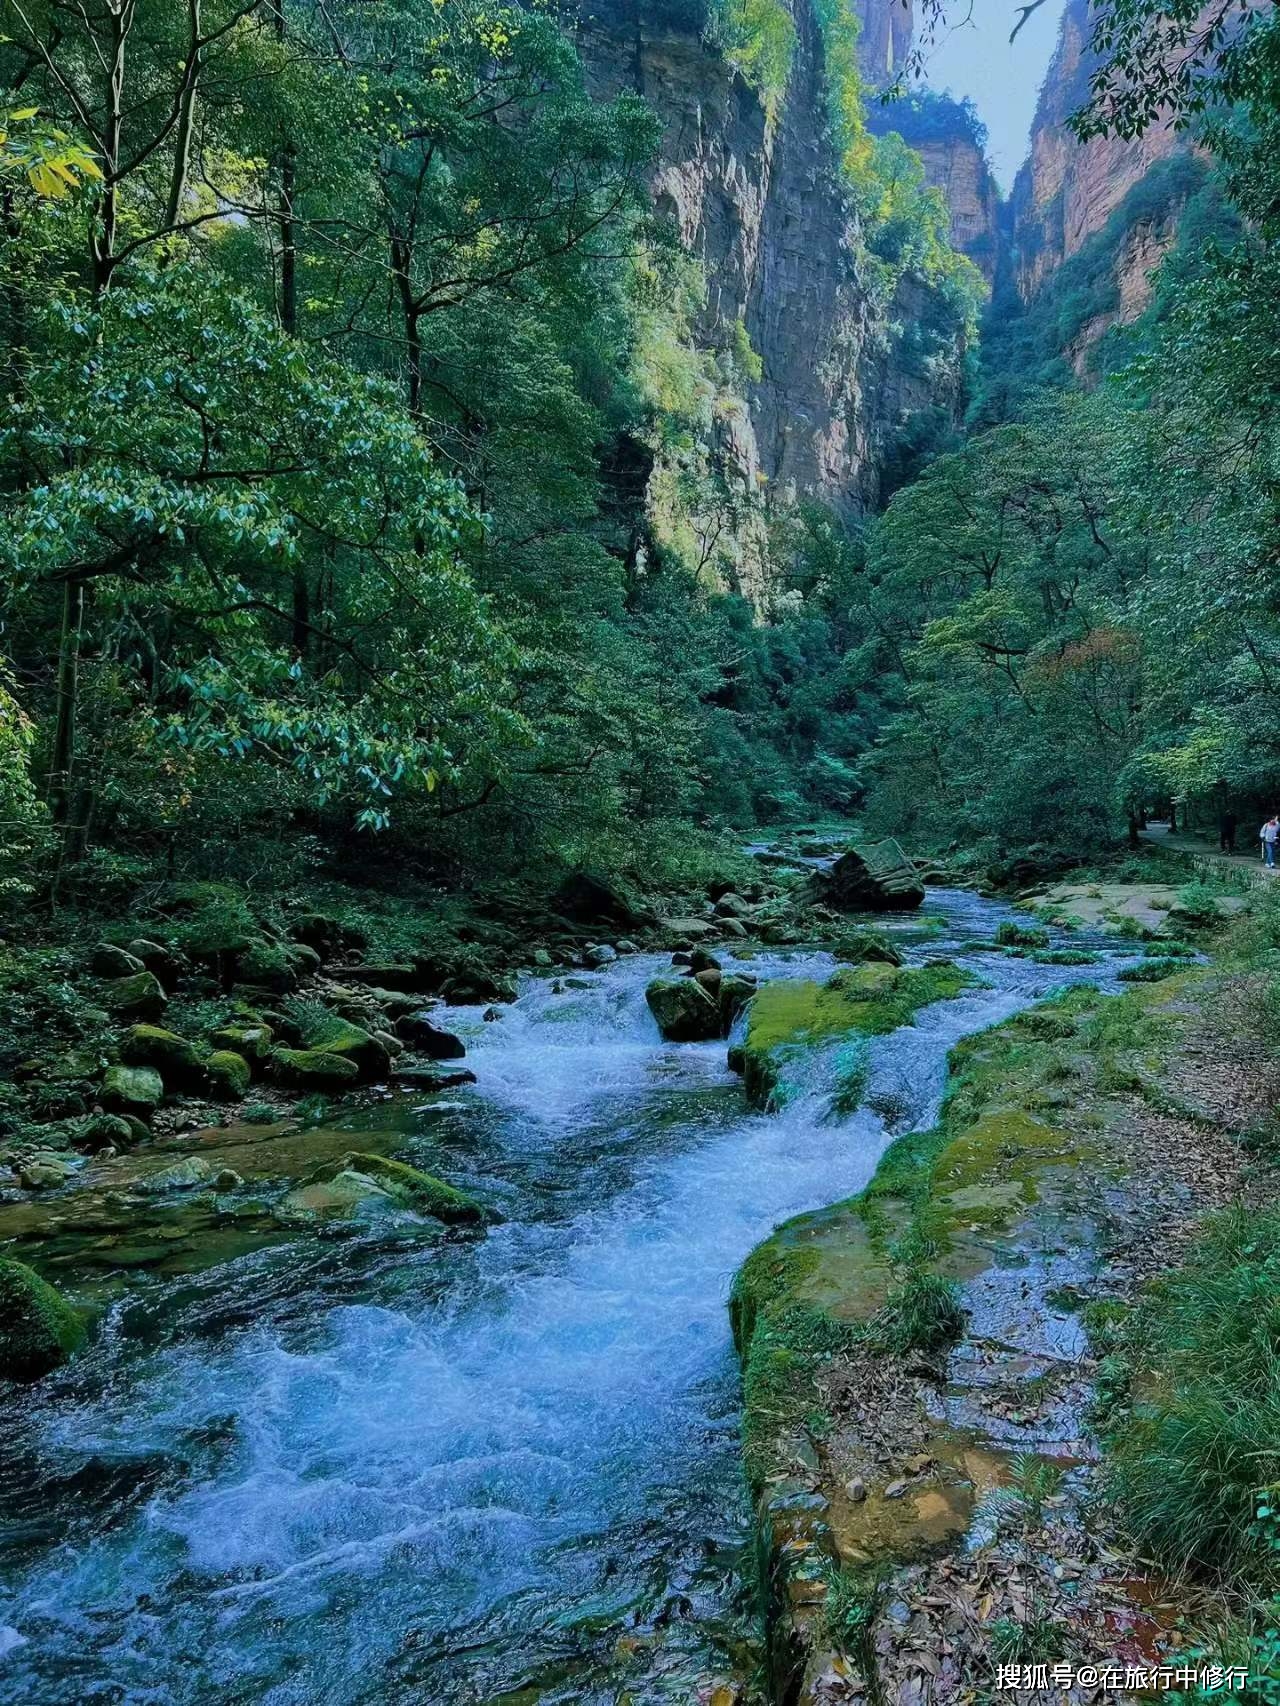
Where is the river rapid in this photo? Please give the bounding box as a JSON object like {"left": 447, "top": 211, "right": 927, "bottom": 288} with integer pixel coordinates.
{"left": 0, "top": 891, "right": 1145, "bottom": 1705}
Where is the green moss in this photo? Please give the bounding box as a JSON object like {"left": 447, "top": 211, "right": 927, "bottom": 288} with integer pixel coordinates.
{"left": 101, "top": 1062, "right": 164, "bottom": 1115}
{"left": 741, "top": 961, "right": 972, "bottom": 1108}
{"left": 204, "top": 1050, "right": 251, "bottom": 1099}
{"left": 0, "top": 1258, "right": 85, "bottom": 1381}
{"left": 995, "top": 921, "right": 1050, "bottom": 949}
{"left": 269, "top": 1048, "right": 360, "bottom": 1088}
{"left": 120, "top": 1023, "right": 205, "bottom": 1085}
{"left": 341, "top": 1151, "right": 487, "bottom": 1224}
{"left": 210, "top": 1022, "right": 274, "bottom": 1061}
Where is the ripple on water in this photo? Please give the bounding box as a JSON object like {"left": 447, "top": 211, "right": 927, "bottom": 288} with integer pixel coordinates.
{"left": 0, "top": 893, "right": 1144, "bottom": 1704}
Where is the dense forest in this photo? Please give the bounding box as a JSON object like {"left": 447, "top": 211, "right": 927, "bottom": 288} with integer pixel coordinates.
{"left": 6, "top": 0, "right": 1280, "bottom": 1699}
{"left": 5, "top": 0, "right": 1280, "bottom": 906}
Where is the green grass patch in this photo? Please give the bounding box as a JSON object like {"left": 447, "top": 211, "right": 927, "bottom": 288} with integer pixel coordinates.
{"left": 1103, "top": 1204, "right": 1280, "bottom": 1584}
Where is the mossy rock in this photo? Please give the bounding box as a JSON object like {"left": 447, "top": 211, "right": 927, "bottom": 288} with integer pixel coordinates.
{"left": 995, "top": 921, "right": 1051, "bottom": 950}
{"left": 0, "top": 1258, "right": 85, "bottom": 1382}
{"left": 269, "top": 1048, "right": 360, "bottom": 1089}
{"left": 73, "top": 1112, "right": 134, "bottom": 1152}
{"left": 100, "top": 1062, "right": 164, "bottom": 1116}
{"left": 312, "top": 1019, "right": 391, "bottom": 1081}
{"left": 204, "top": 1050, "right": 251, "bottom": 1100}
{"left": 833, "top": 929, "right": 904, "bottom": 968}
{"left": 91, "top": 942, "right": 144, "bottom": 978}
{"left": 339, "top": 1152, "right": 488, "bottom": 1224}
{"left": 120, "top": 1024, "right": 206, "bottom": 1087}
{"left": 645, "top": 976, "right": 722, "bottom": 1042}
{"left": 739, "top": 962, "right": 972, "bottom": 1109}
{"left": 209, "top": 1023, "right": 274, "bottom": 1065}
{"left": 233, "top": 940, "right": 298, "bottom": 994}
{"left": 103, "top": 970, "right": 167, "bottom": 1020}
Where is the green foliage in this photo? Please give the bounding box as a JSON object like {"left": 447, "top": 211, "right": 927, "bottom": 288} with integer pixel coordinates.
{"left": 709, "top": 0, "right": 797, "bottom": 120}
{"left": 1104, "top": 1205, "right": 1280, "bottom": 1582}
{"left": 870, "top": 1267, "right": 965, "bottom": 1353}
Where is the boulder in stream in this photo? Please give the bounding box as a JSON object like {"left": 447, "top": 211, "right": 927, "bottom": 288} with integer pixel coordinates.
{"left": 0, "top": 1258, "right": 85, "bottom": 1382}
{"left": 645, "top": 977, "right": 722, "bottom": 1042}
{"left": 811, "top": 846, "right": 925, "bottom": 913}
{"left": 395, "top": 1013, "right": 467, "bottom": 1058}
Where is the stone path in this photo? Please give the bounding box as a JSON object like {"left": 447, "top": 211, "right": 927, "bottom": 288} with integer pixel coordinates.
{"left": 1141, "top": 820, "right": 1278, "bottom": 879}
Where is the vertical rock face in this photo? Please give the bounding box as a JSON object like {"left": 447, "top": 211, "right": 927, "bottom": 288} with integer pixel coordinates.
{"left": 579, "top": 0, "right": 964, "bottom": 530}
{"left": 1007, "top": 0, "right": 1186, "bottom": 300}
{"left": 914, "top": 133, "right": 1000, "bottom": 281}
{"left": 853, "top": 0, "right": 913, "bottom": 82}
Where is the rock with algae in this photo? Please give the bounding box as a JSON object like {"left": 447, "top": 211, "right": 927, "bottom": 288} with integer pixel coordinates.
{"left": 0, "top": 1258, "right": 85, "bottom": 1382}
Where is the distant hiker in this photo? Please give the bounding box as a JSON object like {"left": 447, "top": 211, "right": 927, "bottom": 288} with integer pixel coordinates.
{"left": 1220, "top": 811, "right": 1238, "bottom": 854}
{"left": 1262, "top": 816, "right": 1279, "bottom": 868}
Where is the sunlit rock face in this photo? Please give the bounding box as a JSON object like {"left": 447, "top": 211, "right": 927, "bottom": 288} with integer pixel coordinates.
{"left": 578, "top": 0, "right": 965, "bottom": 563}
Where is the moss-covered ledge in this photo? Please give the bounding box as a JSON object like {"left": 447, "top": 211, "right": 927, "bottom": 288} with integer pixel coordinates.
{"left": 732, "top": 960, "right": 973, "bottom": 1110}
{"left": 730, "top": 975, "right": 1204, "bottom": 1706}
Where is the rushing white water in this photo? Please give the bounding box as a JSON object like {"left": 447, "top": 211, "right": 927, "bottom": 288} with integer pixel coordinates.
{"left": 0, "top": 891, "right": 1141, "bottom": 1704}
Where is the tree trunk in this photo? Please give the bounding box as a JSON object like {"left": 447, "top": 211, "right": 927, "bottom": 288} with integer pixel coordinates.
{"left": 48, "top": 579, "right": 85, "bottom": 843}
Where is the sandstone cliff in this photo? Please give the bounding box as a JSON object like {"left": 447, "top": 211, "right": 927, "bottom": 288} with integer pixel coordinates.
{"left": 1008, "top": 0, "right": 1187, "bottom": 309}
{"left": 579, "top": 0, "right": 966, "bottom": 557}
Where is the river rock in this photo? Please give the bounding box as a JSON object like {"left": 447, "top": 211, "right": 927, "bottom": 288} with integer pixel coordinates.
{"left": 269, "top": 1048, "right": 361, "bottom": 1089}
{"left": 101, "top": 1063, "right": 164, "bottom": 1117}
{"left": 74, "top": 1113, "right": 134, "bottom": 1153}
{"left": 204, "top": 1051, "right": 252, "bottom": 1100}
{"left": 336, "top": 1152, "right": 488, "bottom": 1224}
{"left": 0, "top": 1258, "right": 85, "bottom": 1381}
{"left": 103, "top": 970, "right": 167, "bottom": 1021}
{"left": 657, "top": 916, "right": 718, "bottom": 945}
{"left": 583, "top": 943, "right": 618, "bottom": 968}
{"left": 140, "top": 1156, "right": 213, "bottom": 1193}
{"left": 121, "top": 1024, "right": 206, "bottom": 1087}
{"left": 813, "top": 848, "right": 925, "bottom": 913}
{"left": 394, "top": 1063, "right": 477, "bottom": 1091}
{"left": 833, "top": 929, "right": 904, "bottom": 968}
{"left": 690, "top": 949, "right": 721, "bottom": 974}
{"left": 91, "top": 942, "right": 144, "bottom": 978}
{"left": 280, "top": 1169, "right": 402, "bottom": 1221}
{"left": 719, "top": 975, "right": 757, "bottom": 1028}
{"left": 714, "top": 893, "right": 748, "bottom": 917}
{"left": 19, "top": 1157, "right": 72, "bottom": 1190}
{"left": 554, "top": 869, "right": 647, "bottom": 927}
{"left": 395, "top": 1013, "right": 466, "bottom": 1058}
{"left": 645, "top": 977, "right": 721, "bottom": 1042}
{"left": 442, "top": 969, "right": 517, "bottom": 1005}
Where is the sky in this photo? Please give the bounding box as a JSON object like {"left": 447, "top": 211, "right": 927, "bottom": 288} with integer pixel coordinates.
{"left": 914, "top": 0, "right": 1071, "bottom": 190}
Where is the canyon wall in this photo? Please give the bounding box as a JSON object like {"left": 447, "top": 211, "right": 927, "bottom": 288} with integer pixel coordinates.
{"left": 1005, "top": 0, "right": 1199, "bottom": 364}
{"left": 914, "top": 130, "right": 1000, "bottom": 281}
{"left": 579, "top": 0, "right": 966, "bottom": 551}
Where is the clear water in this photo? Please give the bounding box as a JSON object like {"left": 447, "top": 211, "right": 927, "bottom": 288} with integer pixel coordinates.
{"left": 0, "top": 891, "right": 1142, "bottom": 1704}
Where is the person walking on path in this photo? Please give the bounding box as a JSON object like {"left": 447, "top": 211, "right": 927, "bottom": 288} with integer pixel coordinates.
{"left": 1221, "top": 810, "right": 1239, "bottom": 854}
{"left": 1262, "top": 815, "right": 1279, "bottom": 867}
